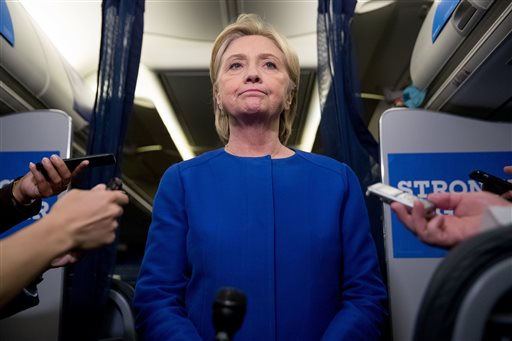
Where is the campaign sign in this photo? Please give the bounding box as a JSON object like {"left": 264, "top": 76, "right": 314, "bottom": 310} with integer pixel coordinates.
{"left": 0, "top": 151, "right": 59, "bottom": 238}
{"left": 389, "top": 151, "right": 512, "bottom": 258}
{"left": 0, "top": 0, "right": 15, "bottom": 46}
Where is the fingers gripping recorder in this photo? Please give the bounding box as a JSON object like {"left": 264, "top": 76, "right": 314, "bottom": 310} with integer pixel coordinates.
{"left": 366, "top": 182, "right": 436, "bottom": 218}
{"left": 106, "top": 177, "right": 123, "bottom": 191}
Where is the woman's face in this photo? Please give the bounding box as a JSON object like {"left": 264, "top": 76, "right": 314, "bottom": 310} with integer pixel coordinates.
{"left": 216, "top": 35, "right": 291, "bottom": 120}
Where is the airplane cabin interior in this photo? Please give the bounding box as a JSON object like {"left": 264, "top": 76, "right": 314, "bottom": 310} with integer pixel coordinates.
{"left": 0, "top": 0, "right": 511, "bottom": 340}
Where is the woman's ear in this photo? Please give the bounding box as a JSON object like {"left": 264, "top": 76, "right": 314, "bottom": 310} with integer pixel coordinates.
{"left": 284, "top": 93, "right": 293, "bottom": 110}
{"left": 214, "top": 88, "right": 223, "bottom": 111}
{"left": 284, "top": 82, "right": 295, "bottom": 110}
{"left": 216, "top": 95, "right": 223, "bottom": 111}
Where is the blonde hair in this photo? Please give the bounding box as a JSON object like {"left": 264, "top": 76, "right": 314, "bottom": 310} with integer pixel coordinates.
{"left": 209, "top": 13, "right": 300, "bottom": 144}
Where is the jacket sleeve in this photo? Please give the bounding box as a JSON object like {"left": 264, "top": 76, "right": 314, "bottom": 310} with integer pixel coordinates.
{"left": 133, "top": 165, "right": 202, "bottom": 341}
{"left": 321, "top": 167, "right": 388, "bottom": 340}
{"left": 0, "top": 181, "right": 42, "bottom": 233}
{"left": 0, "top": 181, "right": 43, "bottom": 318}
{"left": 0, "top": 279, "right": 41, "bottom": 320}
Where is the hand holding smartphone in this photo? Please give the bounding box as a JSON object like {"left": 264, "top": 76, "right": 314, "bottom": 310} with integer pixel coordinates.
{"left": 35, "top": 153, "right": 116, "bottom": 180}
{"left": 366, "top": 182, "right": 436, "bottom": 217}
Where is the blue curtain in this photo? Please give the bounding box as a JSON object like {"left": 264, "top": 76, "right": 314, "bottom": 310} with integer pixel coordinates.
{"left": 61, "top": 1, "right": 144, "bottom": 339}
{"left": 317, "top": 0, "right": 387, "bottom": 284}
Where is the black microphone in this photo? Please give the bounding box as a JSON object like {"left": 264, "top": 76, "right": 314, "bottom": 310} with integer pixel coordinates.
{"left": 212, "top": 287, "right": 247, "bottom": 341}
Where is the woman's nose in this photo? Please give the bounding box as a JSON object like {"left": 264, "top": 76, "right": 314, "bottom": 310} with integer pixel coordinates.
{"left": 244, "top": 65, "right": 261, "bottom": 83}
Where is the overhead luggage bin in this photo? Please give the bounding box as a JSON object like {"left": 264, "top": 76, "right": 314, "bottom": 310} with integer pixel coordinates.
{"left": 0, "top": 2, "right": 93, "bottom": 129}
{"left": 410, "top": 0, "right": 512, "bottom": 121}
{"left": 411, "top": 0, "right": 495, "bottom": 90}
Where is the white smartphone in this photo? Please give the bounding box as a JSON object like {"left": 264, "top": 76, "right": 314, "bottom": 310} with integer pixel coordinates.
{"left": 366, "top": 182, "right": 436, "bottom": 217}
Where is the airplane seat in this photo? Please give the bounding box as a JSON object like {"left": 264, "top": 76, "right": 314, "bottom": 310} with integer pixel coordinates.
{"left": 414, "top": 224, "right": 512, "bottom": 341}
{"left": 0, "top": 110, "right": 72, "bottom": 341}
{"left": 98, "top": 277, "right": 137, "bottom": 341}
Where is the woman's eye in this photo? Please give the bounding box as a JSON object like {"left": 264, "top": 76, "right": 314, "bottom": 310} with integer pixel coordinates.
{"left": 229, "top": 62, "right": 242, "bottom": 70}
{"left": 264, "top": 61, "right": 277, "bottom": 69}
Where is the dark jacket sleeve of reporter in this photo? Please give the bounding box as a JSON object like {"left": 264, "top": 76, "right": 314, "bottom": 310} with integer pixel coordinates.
{"left": 0, "top": 180, "right": 42, "bottom": 319}
{"left": 0, "top": 281, "right": 41, "bottom": 319}
{"left": 0, "top": 180, "right": 42, "bottom": 233}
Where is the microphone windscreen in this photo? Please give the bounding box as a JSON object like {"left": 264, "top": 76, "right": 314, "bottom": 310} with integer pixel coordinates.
{"left": 212, "top": 287, "right": 247, "bottom": 338}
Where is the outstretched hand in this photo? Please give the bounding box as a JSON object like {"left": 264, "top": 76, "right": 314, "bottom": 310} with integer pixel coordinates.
{"left": 48, "top": 184, "right": 129, "bottom": 251}
{"left": 12, "top": 155, "right": 89, "bottom": 204}
{"left": 391, "top": 191, "right": 511, "bottom": 248}
{"left": 49, "top": 184, "right": 129, "bottom": 268}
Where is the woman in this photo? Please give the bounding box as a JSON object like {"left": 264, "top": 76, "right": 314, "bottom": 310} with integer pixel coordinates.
{"left": 134, "top": 14, "right": 387, "bottom": 340}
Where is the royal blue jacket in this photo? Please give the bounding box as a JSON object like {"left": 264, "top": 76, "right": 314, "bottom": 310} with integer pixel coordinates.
{"left": 134, "top": 148, "right": 387, "bottom": 340}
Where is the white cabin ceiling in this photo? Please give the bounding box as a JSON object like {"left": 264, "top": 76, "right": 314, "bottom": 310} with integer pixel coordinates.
{"left": 17, "top": 0, "right": 431, "bottom": 203}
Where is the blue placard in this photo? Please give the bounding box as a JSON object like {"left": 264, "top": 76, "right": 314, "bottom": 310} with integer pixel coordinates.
{"left": 389, "top": 151, "right": 512, "bottom": 258}
{"left": 432, "top": 0, "right": 461, "bottom": 43}
{"left": 0, "top": 0, "right": 14, "bottom": 46}
{"left": 0, "top": 151, "right": 59, "bottom": 238}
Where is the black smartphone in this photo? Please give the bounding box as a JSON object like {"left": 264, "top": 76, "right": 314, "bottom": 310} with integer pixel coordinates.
{"left": 106, "top": 177, "right": 123, "bottom": 190}
{"left": 35, "top": 153, "right": 116, "bottom": 179}
{"left": 469, "top": 169, "right": 512, "bottom": 195}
